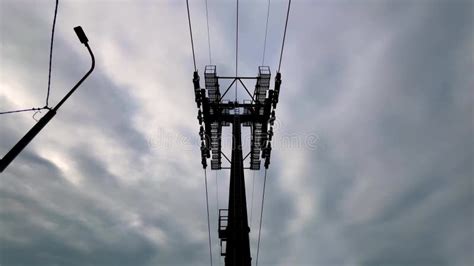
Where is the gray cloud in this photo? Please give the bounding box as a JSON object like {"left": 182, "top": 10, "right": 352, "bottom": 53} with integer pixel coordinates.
{"left": 1, "top": 0, "right": 473, "bottom": 265}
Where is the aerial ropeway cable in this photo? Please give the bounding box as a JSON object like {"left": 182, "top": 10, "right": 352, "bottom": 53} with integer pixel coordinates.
{"left": 205, "top": 0, "right": 212, "bottom": 64}
{"left": 255, "top": 168, "right": 268, "bottom": 266}
{"left": 204, "top": 169, "right": 214, "bottom": 266}
{"left": 186, "top": 0, "right": 197, "bottom": 72}
{"left": 235, "top": 0, "right": 239, "bottom": 101}
{"left": 186, "top": 1, "right": 215, "bottom": 264}
{"left": 278, "top": 0, "right": 292, "bottom": 73}
{"left": 261, "top": 0, "right": 271, "bottom": 66}
{"left": 256, "top": 1, "right": 292, "bottom": 264}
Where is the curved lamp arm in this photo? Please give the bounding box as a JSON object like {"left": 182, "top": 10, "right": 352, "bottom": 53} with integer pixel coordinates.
{"left": 54, "top": 26, "right": 95, "bottom": 111}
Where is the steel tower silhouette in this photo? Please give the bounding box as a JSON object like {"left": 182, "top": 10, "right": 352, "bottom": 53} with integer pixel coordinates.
{"left": 192, "top": 65, "right": 281, "bottom": 265}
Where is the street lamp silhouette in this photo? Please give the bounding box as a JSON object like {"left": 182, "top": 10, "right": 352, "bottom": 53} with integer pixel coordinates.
{"left": 0, "top": 26, "right": 95, "bottom": 173}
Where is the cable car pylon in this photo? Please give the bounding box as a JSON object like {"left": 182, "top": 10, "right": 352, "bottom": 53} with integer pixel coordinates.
{"left": 192, "top": 65, "right": 281, "bottom": 265}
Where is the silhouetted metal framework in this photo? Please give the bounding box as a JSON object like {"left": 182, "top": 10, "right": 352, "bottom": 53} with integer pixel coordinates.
{"left": 192, "top": 65, "right": 281, "bottom": 265}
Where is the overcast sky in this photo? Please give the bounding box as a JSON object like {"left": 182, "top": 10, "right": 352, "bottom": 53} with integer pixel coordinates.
{"left": 0, "top": 0, "right": 473, "bottom": 265}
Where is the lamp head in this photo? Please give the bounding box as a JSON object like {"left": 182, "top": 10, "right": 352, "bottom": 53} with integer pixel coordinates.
{"left": 74, "top": 26, "right": 89, "bottom": 44}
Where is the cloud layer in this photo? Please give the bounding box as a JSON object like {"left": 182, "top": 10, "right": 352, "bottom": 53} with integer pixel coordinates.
{"left": 1, "top": 0, "right": 473, "bottom": 265}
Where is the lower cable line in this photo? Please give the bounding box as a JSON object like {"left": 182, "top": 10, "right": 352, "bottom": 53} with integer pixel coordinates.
{"left": 249, "top": 170, "right": 256, "bottom": 226}
{"left": 204, "top": 169, "right": 214, "bottom": 266}
{"left": 215, "top": 171, "right": 222, "bottom": 266}
{"left": 255, "top": 168, "right": 268, "bottom": 266}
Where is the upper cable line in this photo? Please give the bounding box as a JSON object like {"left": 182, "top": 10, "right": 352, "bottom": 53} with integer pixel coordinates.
{"left": 261, "top": 0, "right": 271, "bottom": 66}
{"left": 278, "top": 0, "right": 292, "bottom": 73}
{"left": 186, "top": 0, "right": 197, "bottom": 72}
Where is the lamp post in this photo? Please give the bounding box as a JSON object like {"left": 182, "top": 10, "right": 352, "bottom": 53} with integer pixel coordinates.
{"left": 0, "top": 26, "right": 95, "bottom": 173}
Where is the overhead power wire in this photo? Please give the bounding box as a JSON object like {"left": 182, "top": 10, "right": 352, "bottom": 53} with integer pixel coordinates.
{"left": 205, "top": 0, "right": 212, "bottom": 64}
{"left": 261, "top": 0, "right": 271, "bottom": 66}
{"left": 1, "top": 0, "right": 58, "bottom": 116}
{"left": 255, "top": 168, "right": 268, "bottom": 266}
{"left": 0, "top": 107, "right": 49, "bottom": 115}
{"left": 204, "top": 169, "right": 214, "bottom": 266}
{"left": 278, "top": 0, "right": 292, "bottom": 73}
{"left": 45, "top": 0, "right": 59, "bottom": 107}
{"left": 186, "top": 0, "right": 197, "bottom": 71}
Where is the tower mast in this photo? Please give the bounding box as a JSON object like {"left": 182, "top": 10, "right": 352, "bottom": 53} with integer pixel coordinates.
{"left": 225, "top": 116, "right": 251, "bottom": 264}
{"left": 193, "top": 65, "right": 281, "bottom": 265}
